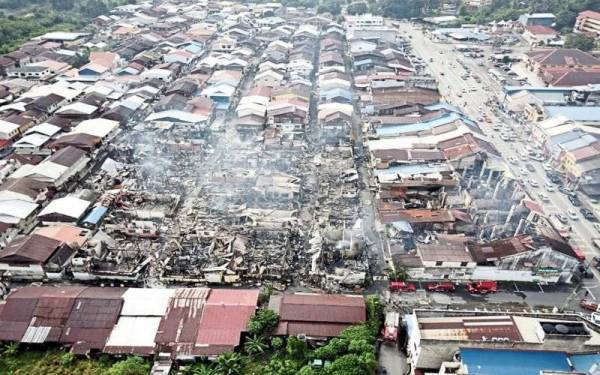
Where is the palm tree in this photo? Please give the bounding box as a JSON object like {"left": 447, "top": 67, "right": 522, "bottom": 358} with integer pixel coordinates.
{"left": 214, "top": 352, "right": 244, "bottom": 375}
{"left": 244, "top": 336, "right": 267, "bottom": 355}
{"left": 2, "top": 343, "right": 19, "bottom": 357}
{"left": 191, "top": 365, "right": 214, "bottom": 375}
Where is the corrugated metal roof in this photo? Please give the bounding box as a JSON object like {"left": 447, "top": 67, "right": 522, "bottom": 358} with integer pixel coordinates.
{"left": 278, "top": 293, "right": 366, "bottom": 324}
{"left": 121, "top": 288, "right": 175, "bottom": 316}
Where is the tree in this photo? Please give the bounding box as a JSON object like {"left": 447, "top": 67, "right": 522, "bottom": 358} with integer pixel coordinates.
{"left": 297, "top": 366, "right": 317, "bottom": 375}
{"left": 247, "top": 309, "right": 279, "bottom": 337}
{"left": 323, "top": 353, "right": 377, "bottom": 375}
{"left": 263, "top": 358, "right": 302, "bottom": 375}
{"left": 313, "top": 337, "right": 349, "bottom": 360}
{"left": 286, "top": 336, "right": 309, "bottom": 360}
{"left": 271, "top": 337, "right": 284, "bottom": 351}
{"left": 60, "top": 352, "right": 76, "bottom": 366}
{"left": 2, "top": 343, "right": 19, "bottom": 357}
{"left": 365, "top": 295, "right": 384, "bottom": 335}
{"left": 214, "top": 352, "right": 244, "bottom": 375}
{"left": 347, "top": 1, "right": 368, "bottom": 15}
{"left": 106, "top": 356, "right": 150, "bottom": 375}
{"left": 244, "top": 335, "right": 268, "bottom": 355}
{"left": 191, "top": 364, "right": 214, "bottom": 375}
{"left": 564, "top": 33, "right": 596, "bottom": 51}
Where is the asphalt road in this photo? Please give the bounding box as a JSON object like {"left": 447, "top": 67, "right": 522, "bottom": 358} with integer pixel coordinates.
{"left": 397, "top": 22, "right": 599, "bottom": 260}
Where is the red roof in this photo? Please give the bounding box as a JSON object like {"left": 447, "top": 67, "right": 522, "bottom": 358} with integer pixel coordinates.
{"left": 196, "top": 304, "right": 256, "bottom": 346}
{"left": 206, "top": 289, "right": 259, "bottom": 306}
{"left": 526, "top": 25, "right": 556, "bottom": 35}
{"left": 579, "top": 10, "right": 600, "bottom": 21}
{"left": 279, "top": 293, "right": 366, "bottom": 324}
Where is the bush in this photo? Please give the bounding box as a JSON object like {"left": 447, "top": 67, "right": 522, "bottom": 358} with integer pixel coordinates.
{"left": 248, "top": 309, "right": 279, "bottom": 337}
{"left": 106, "top": 356, "right": 150, "bottom": 375}
{"left": 60, "top": 352, "right": 76, "bottom": 366}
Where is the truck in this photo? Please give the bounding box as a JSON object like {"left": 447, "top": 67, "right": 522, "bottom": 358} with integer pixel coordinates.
{"left": 389, "top": 281, "right": 416, "bottom": 292}
{"left": 466, "top": 281, "right": 498, "bottom": 294}
{"left": 426, "top": 282, "right": 455, "bottom": 292}
{"left": 382, "top": 312, "right": 400, "bottom": 345}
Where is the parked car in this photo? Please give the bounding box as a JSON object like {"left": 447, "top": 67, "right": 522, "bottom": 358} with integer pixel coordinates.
{"left": 568, "top": 195, "right": 582, "bottom": 207}
{"left": 556, "top": 214, "right": 569, "bottom": 224}
{"left": 568, "top": 210, "right": 579, "bottom": 220}
{"left": 525, "top": 163, "right": 535, "bottom": 172}
{"left": 594, "top": 223, "right": 600, "bottom": 233}
{"left": 545, "top": 182, "right": 556, "bottom": 192}
{"left": 426, "top": 282, "right": 455, "bottom": 292}
{"left": 529, "top": 179, "right": 539, "bottom": 188}
{"left": 559, "top": 186, "right": 576, "bottom": 196}
{"left": 538, "top": 192, "right": 550, "bottom": 202}
{"left": 389, "top": 281, "right": 416, "bottom": 292}
{"left": 580, "top": 208, "right": 598, "bottom": 222}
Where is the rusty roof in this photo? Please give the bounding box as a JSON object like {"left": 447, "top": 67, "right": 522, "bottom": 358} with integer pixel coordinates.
{"left": 278, "top": 293, "right": 366, "bottom": 324}
{"left": 47, "top": 145, "right": 86, "bottom": 166}
{"left": 0, "top": 234, "right": 62, "bottom": 264}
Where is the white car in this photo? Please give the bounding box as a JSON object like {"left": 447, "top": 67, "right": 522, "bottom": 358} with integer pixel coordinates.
{"left": 543, "top": 163, "right": 552, "bottom": 171}
{"left": 507, "top": 156, "right": 518, "bottom": 164}
{"left": 529, "top": 179, "right": 539, "bottom": 188}
{"left": 545, "top": 183, "right": 556, "bottom": 192}
{"left": 594, "top": 223, "right": 600, "bottom": 233}
{"left": 538, "top": 193, "right": 550, "bottom": 202}
{"left": 519, "top": 168, "right": 528, "bottom": 176}
{"left": 568, "top": 210, "right": 579, "bottom": 220}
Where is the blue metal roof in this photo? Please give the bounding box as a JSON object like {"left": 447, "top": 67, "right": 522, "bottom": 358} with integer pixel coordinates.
{"left": 570, "top": 353, "right": 600, "bottom": 373}
{"left": 82, "top": 206, "right": 108, "bottom": 225}
{"left": 375, "top": 111, "right": 478, "bottom": 137}
{"left": 375, "top": 163, "right": 451, "bottom": 177}
{"left": 460, "top": 348, "right": 570, "bottom": 375}
{"left": 545, "top": 106, "right": 600, "bottom": 122}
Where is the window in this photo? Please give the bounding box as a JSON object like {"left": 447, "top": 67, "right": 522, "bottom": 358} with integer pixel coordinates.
{"left": 435, "top": 261, "right": 443, "bottom": 266}
{"left": 460, "top": 262, "right": 468, "bottom": 267}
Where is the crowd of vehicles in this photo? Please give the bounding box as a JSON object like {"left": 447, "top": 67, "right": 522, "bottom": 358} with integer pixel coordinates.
{"left": 389, "top": 281, "right": 498, "bottom": 294}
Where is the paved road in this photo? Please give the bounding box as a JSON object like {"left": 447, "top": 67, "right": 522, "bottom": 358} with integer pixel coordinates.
{"left": 398, "top": 22, "right": 599, "bottom": 260}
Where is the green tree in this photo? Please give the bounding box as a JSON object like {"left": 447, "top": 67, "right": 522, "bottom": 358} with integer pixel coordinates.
{"left": 313, "top": 337, "right": 349, "bottom": 360}
{"left": 61, "top": 352, "right": 76, "bottom": 366}
{"left": 2, "top": 343, "right": 19, "bottom": 357}
{"left": 347, "top": 1, "right": 368, "bottom": 14}
{"left": 564, "top": 33, "right": 596, "bottom": 51}
{"left": 244, "top": 335, "right": 268, "bottom": 355}
{"left": 263, "top": 358, "right": 302, "bottom": 375}
{"left": 271, "top": 337, "right": 284, "bottom": 351}
{"left": 191, "top": 364, "right": 214, "bottom": 375}
{"left": 214, "top": 352, "right": 244, "bottom": 375}
{"left": 324, "top": 353, "right": 377, "bottom": 375}
{"left": 106, "top": 356, "right": 150, "bottom": 375}
{"left": 286, "top": 336, "right": 309, "bottom": 360}
{"left": 297, "top": 366, "right": 317, "bottom": 375}
{"left": 365, "top": 295, "right": 384, "bottom": 335}
{"left": 248, "top": 309, "right": 279, "bottom": 337}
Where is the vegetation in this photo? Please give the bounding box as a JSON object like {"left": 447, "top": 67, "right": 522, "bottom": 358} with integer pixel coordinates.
{"left": 347, "top": 1, "right": 368, "bottom": 15}
{"left": 247, "top": 308, "right": 279, "bottom": 337}
{"left": 459, "top": 0, "right": 600, "bottom": 29}
{"left": 0, "top": 0, "right": 133, "bottom": 53}
{"left": 564, "top": 33, "right": 596, "bottom": 51}
{"left": 106, "top": 356, "right": 150, "bottom": 375}
{"left": 185, "top": 295, "right": 384, "bottom": 375}
{"left": 317, "top": 0, "right": 342, "bottom": 15}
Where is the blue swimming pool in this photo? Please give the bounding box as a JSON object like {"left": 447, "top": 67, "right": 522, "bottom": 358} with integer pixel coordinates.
{"left": 460, "top": 348, "right": 571, "bottom": 375}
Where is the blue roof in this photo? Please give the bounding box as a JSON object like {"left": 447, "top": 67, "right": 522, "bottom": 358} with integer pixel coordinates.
{"left": 504, "top": 86, "right": 572, "bottom": 94}
{"left": 375, "top": 111, "right": 479, "bottom": 137}
{"left": 425, "top": 102, "right": 462, "bottom": 113}
{"left": 390, "top": 220, "right": 413, "bottom": 233}
{"left": 461, "top": 348, "right": 570, "bottom": 375}
{"left": 570, "top": 353, "right": 600, "bottom": 373}
{"left": 375, "top": 163, "right": 450, "bottom": 177}
{"left": 545, "top": 106, "right": 600, "bottom": 122}
{"left": 82, "top": 206, "right": 108, "bottom": 225}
